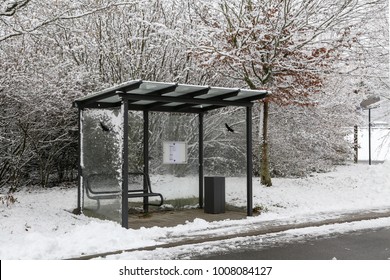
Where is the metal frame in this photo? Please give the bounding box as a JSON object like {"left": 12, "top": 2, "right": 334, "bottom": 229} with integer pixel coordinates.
{"left": 199, "top": 112, "right": 204, "bottom": 209}
{"left": 74, "top": 80, "right": 269, "bottom": 228}
{"left": 121, "top": 100, "right": 129, "bottom": 228}
{"left": 246, "top": 106, "right": 253, "bottom": 216}
{"left": 77, "top": 108, "right": 83, "bottom": 212}
{"left": 143, "top": 110, "right": 149, "bottom": 212}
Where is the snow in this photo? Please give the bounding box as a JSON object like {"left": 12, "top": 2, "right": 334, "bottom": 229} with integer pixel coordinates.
{"left": 1, "top": 162, "right": 390, "bottom": 260}
{"left": 106, "top": 217, "right": 390, "bottom": 260}
{"left": 356, "top": 127, "right": 390, "bottom": 161}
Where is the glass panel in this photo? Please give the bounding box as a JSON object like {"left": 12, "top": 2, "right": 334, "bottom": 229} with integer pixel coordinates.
{"left": 224, "top": 90, "right": 266, "bottom": 101}
{"left": 98, "top": 96, "right": 121, "bottom": 103}
{"left": 162, "top": 102, "right": 184, "bottom": 107}
{"left": 81, "top": 108, "right": 123, "bottom": 223}
{"left": 204, "top": 108, "right": 247, "bottom": 177}
{"left": 165, "top": 85, "right": 207, "bottom": 96}
{"left": 131, "top": 100, "right": 156, "bottom": 105}
{"left": 128, "top": 173, "right": 144, "bottom": 192}
{"left": 196, "top": 88, "right": 239, "bottom": 99}
{"left": 147, "top": 113, "right": 199, "bottom": 206}
{"left": 129, "top": 82, "right": 176, "bottom": 95}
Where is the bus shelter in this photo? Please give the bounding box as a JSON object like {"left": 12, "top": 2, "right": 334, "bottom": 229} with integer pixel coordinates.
{"left": 73, "top": 80, "right": 269, "bottom": 228}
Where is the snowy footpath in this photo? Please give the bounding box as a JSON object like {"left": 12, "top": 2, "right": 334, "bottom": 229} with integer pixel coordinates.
{"left": 1, "top": 162, "right": 390, "bottom": 260}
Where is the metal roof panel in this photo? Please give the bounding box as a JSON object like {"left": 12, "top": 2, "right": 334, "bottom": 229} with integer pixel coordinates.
{"left": 74, "top": 80, "right": 269, "bottom": 111}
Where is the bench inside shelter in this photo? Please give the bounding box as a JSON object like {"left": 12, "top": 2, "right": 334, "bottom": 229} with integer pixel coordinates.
{"left": 84, "top": 172, "right": 163, "bottom": 210}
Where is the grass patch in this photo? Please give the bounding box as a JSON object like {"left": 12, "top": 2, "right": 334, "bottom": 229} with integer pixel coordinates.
{"left": 253, "top": 204, "right": 268, "bottom": 214}
{"left": 0, "top": 194, "right": 18, "bottom": 207}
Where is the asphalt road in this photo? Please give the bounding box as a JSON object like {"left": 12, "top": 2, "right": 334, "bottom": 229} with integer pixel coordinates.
{"left": 200, "top": 227, "right": 390, "bottom": 260}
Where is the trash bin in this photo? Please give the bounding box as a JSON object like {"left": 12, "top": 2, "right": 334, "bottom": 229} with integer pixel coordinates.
{"left": 204, "top": 176, "right": 225, "bottom": 214}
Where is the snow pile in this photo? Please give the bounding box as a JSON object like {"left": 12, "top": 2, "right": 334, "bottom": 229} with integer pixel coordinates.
{"left": 1, "top": 162, "right": 390, "bottom": 259}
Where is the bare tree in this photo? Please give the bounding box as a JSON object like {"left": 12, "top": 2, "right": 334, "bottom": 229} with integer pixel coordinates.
{"left": 185, "top": 0, "right": 385, "bottom": 185}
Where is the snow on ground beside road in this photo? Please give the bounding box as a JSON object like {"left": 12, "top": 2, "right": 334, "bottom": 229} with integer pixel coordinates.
{"left": 0, "top": 162, "right": 390, "bottom": 259}
{"left": 105, "top": 217, "right": 390, "bottom": 260}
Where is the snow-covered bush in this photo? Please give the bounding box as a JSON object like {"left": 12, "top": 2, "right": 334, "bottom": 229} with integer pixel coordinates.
{"left": 0, "top": 0, "right": 388, "bottom": 190}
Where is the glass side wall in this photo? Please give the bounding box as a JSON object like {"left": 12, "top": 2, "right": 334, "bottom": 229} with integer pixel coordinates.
{"left": 203, "top": 107, "right": 248, "bottom": 209}
{"left": 81, "top": 108, "right": 123, "bottom": 223}
{"left": 145, "top": 110, "right": 249, "bottom": 209}
{"left": 204, "top": 107, "right": 247, "bottom": 177}
{"left": 147, "top": 113, "right": 199, "bottom": 207}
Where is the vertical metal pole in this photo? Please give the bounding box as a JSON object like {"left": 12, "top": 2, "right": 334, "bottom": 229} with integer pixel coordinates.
{"left": 143, "top": 110, "right": 149, "bottom": 212}
{"left": 368, "top": 108, "right": 372, "bottom": 165}
{"left": 246, "top": 106, "right": 253, "bottom": 216}
{"left": 199, "top": 113, "right": 204, "bottom": 209}
{"left": 77, "top": 108, "right": 82, "bottom": 213}
{"left": 354, "top": 125, "right": 358, "bottom": 163}
{"left": 122, "top": 100, "right": 129, "bottom": 229}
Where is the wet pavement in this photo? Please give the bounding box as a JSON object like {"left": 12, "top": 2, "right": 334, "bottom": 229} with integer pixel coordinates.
{"left": 202, "top": 227, "right": 390, "bottom": 260}
{"left": 128, "top": 208, "right": 250, "bottom": 229}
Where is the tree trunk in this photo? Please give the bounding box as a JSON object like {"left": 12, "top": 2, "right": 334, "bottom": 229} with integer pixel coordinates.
{"left": 260, "top": 100, "right": 272, "bottom": 187}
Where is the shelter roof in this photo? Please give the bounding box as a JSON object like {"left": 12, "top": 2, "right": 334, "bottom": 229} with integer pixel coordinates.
{"left": 73, "top": 80, "right": 269, "bottom": 113}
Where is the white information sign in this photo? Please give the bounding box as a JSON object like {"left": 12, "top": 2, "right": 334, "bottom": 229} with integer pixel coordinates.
{"left": 163, "top": 141, "right": 188, "bottom": 164}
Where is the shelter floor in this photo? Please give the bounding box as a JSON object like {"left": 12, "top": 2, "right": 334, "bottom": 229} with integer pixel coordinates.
{"left": 128, "top": 208, "right": 251, "bottom": 229}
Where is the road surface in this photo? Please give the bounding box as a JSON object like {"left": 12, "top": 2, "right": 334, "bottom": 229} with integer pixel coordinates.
{"left": 200, "top": 227, "right": 390, "bottom": 260}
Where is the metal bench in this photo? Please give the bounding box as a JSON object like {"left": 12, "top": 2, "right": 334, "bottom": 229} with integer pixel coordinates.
{"left": 83, "top": 172, "right": 163, "bottom": 209}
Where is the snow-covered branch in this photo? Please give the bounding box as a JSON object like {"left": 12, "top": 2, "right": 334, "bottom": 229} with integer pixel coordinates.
{"left": 0, "top": 0, "right": 30, "bottom": 16}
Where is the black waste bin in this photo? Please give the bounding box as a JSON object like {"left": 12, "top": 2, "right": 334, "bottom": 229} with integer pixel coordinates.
{"left": 204, "top": 176, "right": 225, "bottom": 214}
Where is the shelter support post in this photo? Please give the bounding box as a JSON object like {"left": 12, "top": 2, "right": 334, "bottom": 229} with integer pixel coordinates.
{"left": 122, "top": 100, "right": 129, "bottom": 228}
{"left": 199, "top": 113, "right": 204, "bottom": 208}
{"left": 143, "top": 110, "right": 149, "bottom": 212}
{"left": 246, "top": 106, "right": 253, "bottom": 216}
{"left": 368, "top": 108, "right": 372, "bottom": 165}
{"left": 77, "top": 108, "right": 83, "bottom": 213}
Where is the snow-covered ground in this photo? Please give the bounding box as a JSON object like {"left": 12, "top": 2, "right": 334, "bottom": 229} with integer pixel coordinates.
{"left": 107, "top": 217, "right": 390, "bottom": 260}
{"left": 355, "top": 127, "right": 390, "bottom": 161}
{"left": 1, "top": 162, "right": 390, "bottom": 260}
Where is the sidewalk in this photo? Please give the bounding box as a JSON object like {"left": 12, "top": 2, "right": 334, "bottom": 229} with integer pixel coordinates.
{"left": 127, "top": 207, "right": 250, "bottom": 229}
{"left": 69, "top": 207, "right": 390, "bottom": 260}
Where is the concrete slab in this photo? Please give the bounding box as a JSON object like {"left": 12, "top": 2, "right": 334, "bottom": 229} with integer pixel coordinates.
{"left": 128, "top": 208, "right": 250, "bottom": 229}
